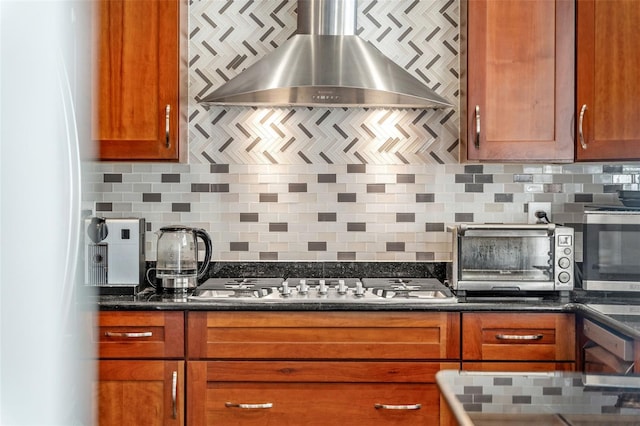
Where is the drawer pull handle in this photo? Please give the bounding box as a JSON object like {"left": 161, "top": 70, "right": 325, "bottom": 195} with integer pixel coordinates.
{"left": 225, "top": 402, "right": 273, "bottom": 409}
{"left": 171, "top": 371, "right": 178, "bottom": 419}
{"left": 496, "top": 333, "right": 543, "bottom": 341}
{"left": 374, "top": 403, "right": 421, "bottom": 410}
{"left": 104, "top": 331, "right": 153, "bottom": 338}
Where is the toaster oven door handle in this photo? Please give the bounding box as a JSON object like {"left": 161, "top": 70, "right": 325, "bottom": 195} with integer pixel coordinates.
{"left": 459, "top": 223, "right": 555, "bottom": 234}
{"left": 104, "top": 331, "right": 153, "bottom": 338}
{"left": 496, "top": 333, "right": 543, "bottom": 341}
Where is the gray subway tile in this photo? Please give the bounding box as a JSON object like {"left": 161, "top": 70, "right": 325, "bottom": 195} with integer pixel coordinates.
{"left": 142, "top": 193, "right": 162, "bottom": 202}
{"left": 161, "top": 173, "right": 180, "bottom": 183}
{"left": 475, "top": 174, "right": 493, "bottom": 184}
{"left": 386, "top": 242, "right": 405, "bottom": 252}
{"left": 464, "top": 165, "right": 483, "bottom": 174}
{"left": 317, "top": 174, "right": 337, "bottom": 183}
{"left": 337, "top": 252, "right": 356, "bottom": 261}
{"left": 210, "top": 164, "right": 230, "bottom": 173}
{"left": 191, "top": 183, "right": 211, "bottom": 192}
{"left": 347, "top": 164, "right": 366, "bottom": 173}
{"left": 240, "top": 213, "right": 259, "bottom": 222}
{"left": 318, "top": 212, "right": 337, "bottom": 222}
{"left": 465, "top": 183, "right": 484, "bottom": 193}
{"left": 456, "top": 213, "right": 474, "bottom": 222}
{"left": 397, "top": 174, "right": 415, "bottom": 183}
{"left": 494, "top": 193, "right": 513, "bottom": 203}
{"left": 269, "top": 222, "right": 288, "bottom": 232}
{"left": 95, "top": 202, "right": 113, "bottom": 212}
{"left": 396, "top": 213, "right": 415, "bottom": 222}
{"left": 338, "top": 193, "right": 357, "bottom": 202}
{"left": 416, "top": 193, "right": 435, "bottom": 202}
{"left": 259, "top": 193, "right": 278, "bottom": 202}
{"left": 308, "top": 241, "right": 327, "bottom": 251}
{"left": 259, "top": 252, "right": 278, "bottom": 261}
{"left": 172, "top": 203, "right": 190, "bottom": 212}
{"left": 104, "top": 174, "right": 123, "bottom": 183}
{"left": 367, "top": 183, "right": 386, "bottom": 193}
{"left": 230, "top": 242, "right": 249, "bottom": 251}
{"left": 347, "top": 222, "right": 366, "bottom": 232}
{"left": 425, "top": 222, "right": 444, "bottom": 232}
{"left": 455, "top": 174, "right": 474, "bottom": 183}
{"left": 289, "top": 183, "right": 308, "bottom": 192}
{"left": 211, "top": 183, "right": 230, "bottom": 192}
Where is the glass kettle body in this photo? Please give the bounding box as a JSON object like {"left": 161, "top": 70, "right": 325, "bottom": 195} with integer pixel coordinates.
{"left": 156, "top": 225, "right": 212, "bottom": 291}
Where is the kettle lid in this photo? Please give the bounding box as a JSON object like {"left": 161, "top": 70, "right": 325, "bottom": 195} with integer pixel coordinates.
{"left": 159, "top": 225, "right": 194, "bottom": 232}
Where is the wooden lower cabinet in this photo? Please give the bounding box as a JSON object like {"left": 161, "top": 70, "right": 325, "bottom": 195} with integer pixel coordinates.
{"left": 187, "top": 361, "right": 458, "bottom": 426}
{"left": 94, "top": 311, "right": 186, "bottom": 425}
{"left": 186, "top": 311, "right": 461, "bottom": 425}
{"left": 97, "top": 360, "right": 184, "bottom": 426}
{"left": 461, "top": 312, "right": 576, "bottom": 372}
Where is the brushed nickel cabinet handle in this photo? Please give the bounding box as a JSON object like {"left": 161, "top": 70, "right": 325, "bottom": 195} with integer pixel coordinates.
{"left": 165, "top": 104, "right": 171, "bottom": 148}
{"left": 171, "top": 371, "right": 178, "bottom": 419}
{"left": 474, "top": 105, "right": 481, "bottom": 148}
{"left": 579, "top": 103, "right": 588, "bottom": 150}
{"left": 104, "top": 331, "right": 153, "bottom": 338}
{"left": 375, "top": 403, "right": 422, "bottom": 410}
{"left": 225, "top": 402, "right": 274, "bottom": 409}
{"left": 496, "top": 333, "right": 543, "bottom": 341}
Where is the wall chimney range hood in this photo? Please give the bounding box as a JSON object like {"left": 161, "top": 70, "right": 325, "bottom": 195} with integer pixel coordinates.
{"left": 199, "top": 0, "right": 452, "bottom": 109}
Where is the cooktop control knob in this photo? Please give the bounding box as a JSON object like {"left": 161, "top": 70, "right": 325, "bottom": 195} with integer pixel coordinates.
{"left": 354, "top": 281, "right": 365, "bottom": 297}
{"left": 280, "top": 282, "right": 291, "bottom": 297}
{"left": 318, "top": 279, "right": 328, "bottom": 295}
{"left": 337, "top": 279, "right": 348, "bottom": 295}
{"left": 298, "top": 279, "right": 309, "bottom": 294}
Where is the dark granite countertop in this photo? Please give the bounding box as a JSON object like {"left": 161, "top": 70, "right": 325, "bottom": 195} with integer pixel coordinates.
{"left": 88, "top": 288, "right": 640, "bottom": 339}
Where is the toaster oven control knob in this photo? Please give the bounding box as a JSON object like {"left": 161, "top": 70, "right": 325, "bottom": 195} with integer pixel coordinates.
{"left": 558, "top": 271, "right": 571, "bottom": 283}
{"left": 558, "top": 257, "right": 571, "bottom": 269}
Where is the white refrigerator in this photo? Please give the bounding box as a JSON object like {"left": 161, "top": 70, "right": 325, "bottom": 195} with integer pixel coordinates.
{"left": 1, "top": 0, "right": 94, "bottom": 423}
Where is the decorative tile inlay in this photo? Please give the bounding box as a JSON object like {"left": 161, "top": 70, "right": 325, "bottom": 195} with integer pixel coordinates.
{"left": 188, "top": 0, "right": 460, "bottom": 165}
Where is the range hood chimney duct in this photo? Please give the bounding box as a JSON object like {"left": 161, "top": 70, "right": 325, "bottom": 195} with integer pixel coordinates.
{"left": 199, "top": 0, "right": 452, "bottom": 109}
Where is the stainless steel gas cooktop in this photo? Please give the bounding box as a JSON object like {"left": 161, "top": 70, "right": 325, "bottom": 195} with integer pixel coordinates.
{"left": 189, "top": 277, "right": 456, "bottom": 303}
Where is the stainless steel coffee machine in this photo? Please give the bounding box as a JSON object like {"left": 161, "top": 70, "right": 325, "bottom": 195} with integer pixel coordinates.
{"left": 84, "top": 217, "right": 145, "bottom": 292}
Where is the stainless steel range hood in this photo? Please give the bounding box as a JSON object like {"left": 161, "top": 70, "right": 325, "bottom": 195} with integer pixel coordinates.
{"left": 199, "top": 0, "right": 452, "bottom": 109}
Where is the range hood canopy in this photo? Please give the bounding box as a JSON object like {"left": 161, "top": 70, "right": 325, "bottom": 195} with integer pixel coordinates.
{"left": 199, "top": 0, "right": 452, "bottom": 109}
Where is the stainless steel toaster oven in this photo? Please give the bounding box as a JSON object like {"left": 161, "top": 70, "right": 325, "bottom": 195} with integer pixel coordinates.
{"left": 447, "top": 224, "right": 574, "bottom": 296}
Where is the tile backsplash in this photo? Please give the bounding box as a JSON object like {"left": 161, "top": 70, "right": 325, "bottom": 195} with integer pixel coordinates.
{"left": 84, "top": 0, "right": 637, "bottom": 262}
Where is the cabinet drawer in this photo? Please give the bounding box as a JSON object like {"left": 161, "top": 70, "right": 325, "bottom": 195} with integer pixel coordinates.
{"left": 96, "top": 311, "right": 184, "bottom": 359}
{"left": 187, "top": 311, "right": 460, "bottom": 360}
{"left": 462, "top": 313, "right": 575, "bottom": 362}
{"left": 187, "top": 361, "right": 458, "bottom": 426}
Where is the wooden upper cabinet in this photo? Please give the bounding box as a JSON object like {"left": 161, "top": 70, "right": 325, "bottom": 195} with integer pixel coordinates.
{"left": 93, "top": 0, "right": 182, "bottom": 161}
{"left": 462, "top": 0, "right": 575, "bottom": 162}
{"left": 576, "top": 0, "right": 640, "bottom": 161}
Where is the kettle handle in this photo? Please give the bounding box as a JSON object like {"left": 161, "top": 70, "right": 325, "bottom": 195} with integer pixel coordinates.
{"left": 195, "top": 228, "right": 212, "bottom": 282}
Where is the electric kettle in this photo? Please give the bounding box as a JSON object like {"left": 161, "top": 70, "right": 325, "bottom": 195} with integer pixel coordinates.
{"left": 155, "top": 225, "right": 212, "bottom": 291}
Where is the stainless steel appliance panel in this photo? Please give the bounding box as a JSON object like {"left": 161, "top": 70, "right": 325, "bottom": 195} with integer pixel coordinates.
{"left": 583, "top": 210, "right": 640, "bottom": 292}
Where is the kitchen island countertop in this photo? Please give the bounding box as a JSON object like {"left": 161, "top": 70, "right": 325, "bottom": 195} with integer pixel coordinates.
{"left": 436, "top": 370, "right": 640, "bottom": 426}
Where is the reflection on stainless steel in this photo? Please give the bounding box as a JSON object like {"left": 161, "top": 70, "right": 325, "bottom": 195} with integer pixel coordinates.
{"left": 189, "top": 277, "right": 456, "bottom": 303}
{"left": 199, "top": 0, "right": 451, "bottom": 109}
